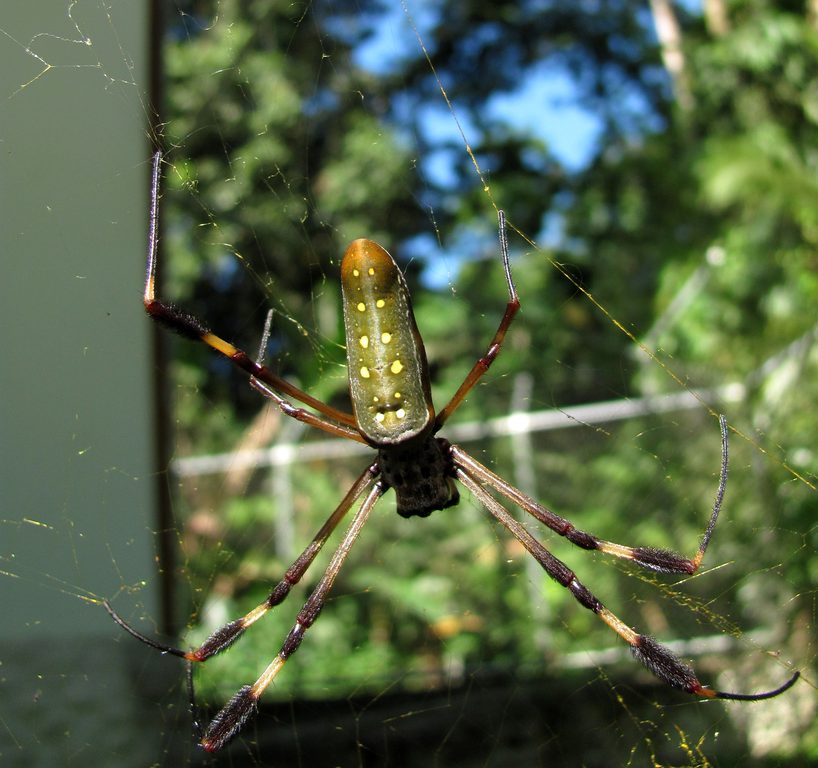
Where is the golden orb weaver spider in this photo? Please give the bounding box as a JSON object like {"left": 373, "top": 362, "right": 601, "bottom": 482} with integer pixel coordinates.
{"left": 106, "top": 152, "right": 799, "bottom": 752}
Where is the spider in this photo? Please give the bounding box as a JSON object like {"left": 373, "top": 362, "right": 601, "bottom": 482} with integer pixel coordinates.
{"left": 106, "top": 152, "right": 799, "bottom": 752}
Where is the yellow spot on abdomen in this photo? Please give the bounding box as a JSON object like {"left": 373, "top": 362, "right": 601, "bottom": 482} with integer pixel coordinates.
{"left": 360, "top": 366, "right": 370, "bottom": 378}
{"left": 376, "top": 299, "right": 385, "bottom": 308}
{"left": 381, "top": 332, "right": 392, "bottom": 344}
{"left": 390, "top": 359, "right": 404, "bottom": 374}
{"left": 396, "top": 408, "right": 406, "bottom": 420}
{"left": 357, "top": 302, "right": 366, "bottom": 312}
{"left": 359, "top": 335, "right": 369, "bottom": 349}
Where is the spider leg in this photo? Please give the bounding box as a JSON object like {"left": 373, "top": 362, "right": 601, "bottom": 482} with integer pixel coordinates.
{"left": 435, "top": 210, "right": 520, "bottom": 429}
{"left": 200, "top": 478, "right": 387, "bottom": 752}
{"left": 186, "top": 661, "right": 204, "bottom": 740}
{"left": 454, "top": 465, "right": 800, "bottom": 702}
{"left": 450, "top": 415, "right": 729, "bottom": 575}
{"left": 250, "top": 309, "right": 366, "bottom": 443}
{"left": 105, "top": 461, "right": 378, "bottom": 663}
{"left": 143, "top": 151, "right": 358, "bottom": 436}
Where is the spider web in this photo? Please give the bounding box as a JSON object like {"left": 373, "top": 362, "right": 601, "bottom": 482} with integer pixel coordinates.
{"left": 0, "top": 2, "right": 815, "bottom": 767}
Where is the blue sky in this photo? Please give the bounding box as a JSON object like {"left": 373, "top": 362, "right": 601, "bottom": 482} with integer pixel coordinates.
{"left": 352, "top": 4, "right": 602, "bottom": 173}
{"left": 348, "top": 1, "right": 702, "bottom": 284}
{"left": 349, "top": 7, "right": 600, "bottom": 285}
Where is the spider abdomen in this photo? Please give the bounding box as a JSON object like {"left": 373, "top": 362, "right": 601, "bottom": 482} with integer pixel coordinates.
{"left": 341, "top": 239, "right": 435, "bottom": 446}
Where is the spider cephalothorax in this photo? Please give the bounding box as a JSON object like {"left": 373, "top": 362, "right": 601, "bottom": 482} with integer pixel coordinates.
{"left": 376, "top": 436, "right": 459, "bottom": 518}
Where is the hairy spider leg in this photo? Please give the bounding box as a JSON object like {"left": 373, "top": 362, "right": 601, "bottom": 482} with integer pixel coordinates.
{"left": 199, "top": 479, "right": 387, "bottom": 752}
{"left": 143, "top": 151, "right": 361, "bottom": 440}
{"left": 453, "top": 462, "right": 800, "bottom": 701}
{"left": 434, "top": 210, "right": 520, "bottom": 430}
{"left": 451, "top": 415, "right": 728, "bottom": 575}
{"left": 104, "top": 461, "right": 377, "bottom": 663}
